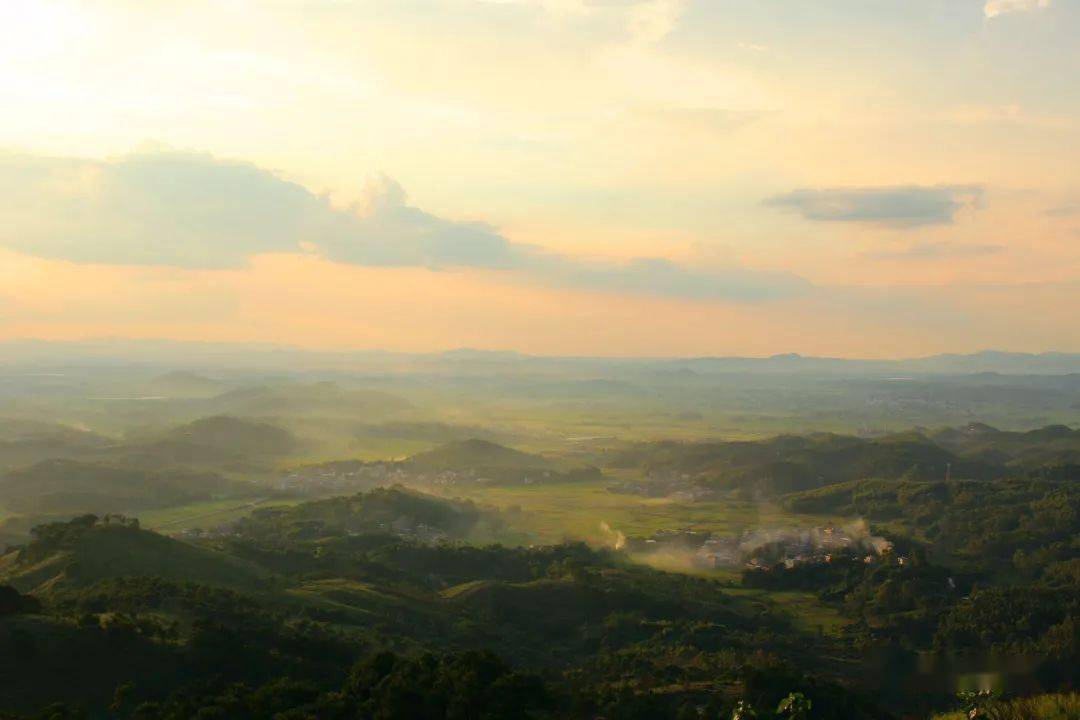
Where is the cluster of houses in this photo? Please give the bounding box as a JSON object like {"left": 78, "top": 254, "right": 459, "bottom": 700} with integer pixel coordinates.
{"left": 278, "top": 462, "right": 563, "bottom": 495}
{"left": 368, "top": 517, "right": 450, "bottom": 543}
{"left": 624, "top": 523, "right": 900, "bottom": 571}
{"left": 275, "top": 461, "right": 408, "bottom": 494}
{"left": 173, "top": 523, "right": 238, "bottom": 540}
{"left": 605, "top": 474, "right": 723, "bottom": 500}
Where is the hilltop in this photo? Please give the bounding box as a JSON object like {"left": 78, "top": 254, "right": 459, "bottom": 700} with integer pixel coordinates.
{"left": 143, "top": 370, "right": 227, "bottom": 398}
{"left": 0, "top": 515, "right": 271, "bottom": 593}
{"left": 407, "top": 439, "right": 553, "bottom": 470}
{"left": 405, "top": 439, "right": 601, "bottom": 485}
{"left": 235, "top": 485, "right": 494, "bottom": 542}
{"left": 166, "top": 415, "right": 301, "bottom": 456}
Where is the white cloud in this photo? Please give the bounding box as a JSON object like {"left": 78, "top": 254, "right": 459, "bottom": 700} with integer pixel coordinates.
{"left": 0, "top": 149, "right": 809, "bottom": 302}
{"left": 984, "top": 0, "right": 1052, "bottom": 19}
{"left": 765, "top": 186, "right": 984, "bottom": 228}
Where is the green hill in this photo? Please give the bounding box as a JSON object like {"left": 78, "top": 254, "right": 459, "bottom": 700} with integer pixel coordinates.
{"left": 104, "top": 438, "right": 246, "bottom": 468}
{"left": 608, "top": 433, "right": 979, "bottom": 495}
{"left": 930, "top": 423, "right": 1080, "bottom": 468}
{"left": 404, "top": 439, "right": 600, "bottom": 484}
{"left": 407, "top": 439, "right": 553, "bottom": 471}
{"left": 166, "top": 415, "right": 300, "bottom": 456}
{"left": 0, "top": 458, "right": 248, "bottom": 515}
{"left": 1, "top": 515, "right": 272, "bottom": 593}
{"left": 236, "top": 485, "right": 489, "bottom": 541}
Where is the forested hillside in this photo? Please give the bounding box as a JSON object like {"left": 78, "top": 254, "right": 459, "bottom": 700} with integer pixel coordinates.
{"left": 1, "top": 421, "right": 1077, "bottom": 719}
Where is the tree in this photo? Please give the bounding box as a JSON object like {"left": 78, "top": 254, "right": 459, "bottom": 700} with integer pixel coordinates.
{"left": 777, "top": 693, "right": 812, "bottom": 720}
{"left": 731, "top": 700, "right": 758, "bottom": 720}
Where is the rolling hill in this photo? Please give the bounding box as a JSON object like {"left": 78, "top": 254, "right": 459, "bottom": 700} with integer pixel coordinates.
{"left": 235, "top": 485, "right": 489, "bottom": 541}
{"left": 1, "top": 515, "right": 272, "bottom": 593}
{"left": 929, "top": 423, "right": 1080, "bottom": 468}
{"left": 165, "top": 415, "right": 301, "bottom": 456}
{"left": 0, "top": 420, "right": 113, "bottom": 471}
{"left": 407, "top": 439, "right": 554, "bottom": 471}
{"left": 606, "top": 433, "right": 987, "bottom": 496}
{"left": 403, "top": 439, "right": 602, "bottom": 485}
{"left": 142, "top": 370, "right": 228, "bottom": 398}
{"left": 0, "top": 459, "right": 250, "bottom": 516}
{"left": 205, "top": 381, "right": 411, "bottom": 418}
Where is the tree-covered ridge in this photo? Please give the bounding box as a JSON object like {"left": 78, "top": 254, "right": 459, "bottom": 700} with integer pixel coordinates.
{"left": 0, "top": 505, "right": 884, "bottom": 719}
{"left": 606, "top": 433, "right": 987, "bottom": 496}
{"left": 780, "top": 475, "right": 1079, "bottom": 574}
{"left": 2, "top": 425, "right": 1079, "bottom": 718}
{"left": 232, "top": 485, "right": 501, "bottom": 542}
{"left": 165, "top": 415, "right": 301, "bottom": 457}
{"left": 929, "top": 422, "right": 1080, "bottom": 468}
{"left": 605, "top": 424, "right": 1080, "bottom": 497}
{"left": 3, "top": 514, "right": 271, "bottom": 593}
{"left": 0, "top": 460, "right": 250, "bottom": 516}
{"left": 401, "top": 438, "right": 603, "bottom": 485}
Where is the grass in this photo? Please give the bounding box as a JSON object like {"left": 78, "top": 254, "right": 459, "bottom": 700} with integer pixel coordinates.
{"left": 931, "top": 694, "right": 1080, "bottom": 720}
{"left": 439, "top": 579, "right": 494, "bottom": 600}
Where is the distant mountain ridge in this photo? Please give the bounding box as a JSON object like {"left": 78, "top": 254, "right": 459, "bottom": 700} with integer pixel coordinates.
{"left": 2, "top": 339, "right": 1079, "bottom": 375}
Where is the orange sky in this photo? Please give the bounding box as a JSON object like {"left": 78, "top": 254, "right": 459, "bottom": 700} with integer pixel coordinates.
{"left": 1, "top": 0, "right": 1078, "bottom": 356}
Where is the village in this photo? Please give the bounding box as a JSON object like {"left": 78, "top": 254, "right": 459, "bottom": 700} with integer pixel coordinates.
{"left": 624, "top": 522, "right": 900, "bottom": 571}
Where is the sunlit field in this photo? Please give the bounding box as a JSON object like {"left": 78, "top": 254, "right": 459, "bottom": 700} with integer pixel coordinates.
{"left": 137, "top": 498, "right": 303, "bottom": 533}
{"left": 448, "top": 479, "right": 841, "bottom": 545}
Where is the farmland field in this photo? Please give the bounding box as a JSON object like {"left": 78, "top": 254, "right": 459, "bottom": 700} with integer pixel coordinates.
{"left": 137, "top": 497, "right": 302, "bottom": 532}
{"left": 451, "top": 479, "right": 841, "bottom": 545}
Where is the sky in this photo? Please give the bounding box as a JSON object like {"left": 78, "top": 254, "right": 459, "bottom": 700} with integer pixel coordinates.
{"left": 1, "top": 0, "right": 1078, "bottom": 357}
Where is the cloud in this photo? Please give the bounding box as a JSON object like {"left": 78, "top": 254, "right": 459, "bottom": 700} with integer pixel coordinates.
{"left": 0, "top": 150, "right": 321, "bottom": 268}
{"left": 1045, "top": 203, "right": 1080, "bottom": 218}
{"left": 0, "top": 149, "right": 807, "bottom": 303}
{"left": 984, "top": 0, "right": 1052, "bottom": 18}
{"left": 865, "top": 242, "right": 1004, "bottom": 260}
{"left": 764, "top": 185, "right": 984, "bottom": 228}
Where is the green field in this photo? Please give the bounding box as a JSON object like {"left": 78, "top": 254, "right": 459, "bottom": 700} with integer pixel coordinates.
{"left": 449, "top": 480, "right": 841, "bottom": 545}
{"left": 137, "top": 497, "right": 302, "bottom": 532}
